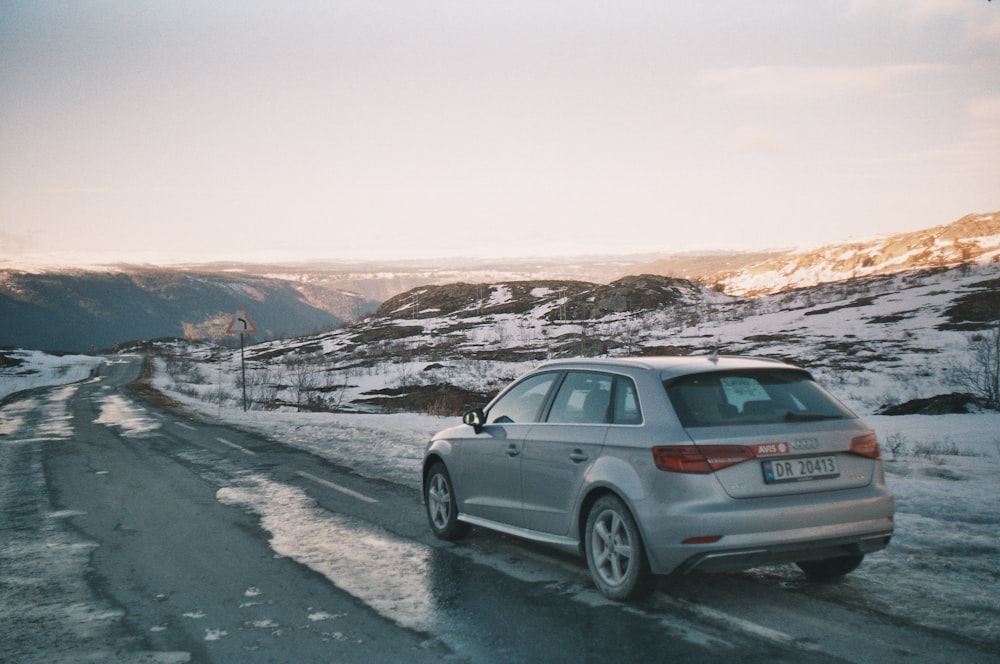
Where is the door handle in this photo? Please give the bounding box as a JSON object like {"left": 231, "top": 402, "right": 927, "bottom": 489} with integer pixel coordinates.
{"left": 506, "top": 445, "right": 521, "bottom": 457}
{"left": 569, "top": 449, "right": 589, "bottom": 463}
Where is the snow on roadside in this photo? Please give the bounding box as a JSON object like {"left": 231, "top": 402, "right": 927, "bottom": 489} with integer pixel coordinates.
{"left": 0, "top": 349, "right": 102, "bottom": 401}
{"left": 156, "top": 372, "right": 444, "bottom": 490}
{"left": 778, "top": 414, "right": 1000, "bottom": 645}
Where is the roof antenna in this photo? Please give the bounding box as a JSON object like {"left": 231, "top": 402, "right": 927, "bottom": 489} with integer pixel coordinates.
{"left": 709, "top": 342, "right": 720, "bottom": 364}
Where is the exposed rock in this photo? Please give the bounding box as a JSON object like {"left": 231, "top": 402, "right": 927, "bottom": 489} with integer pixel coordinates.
{"left": 375, "top": 281, "right": 592, "bottom": 320}
{"left": 879, "top": 393, "right": 978, "bottom": 416}
{"left": 939, "top": 277, "right": 1000, "bottom": 331}
{"left": 546, "top": 275, "right": 706, "bottom": 321}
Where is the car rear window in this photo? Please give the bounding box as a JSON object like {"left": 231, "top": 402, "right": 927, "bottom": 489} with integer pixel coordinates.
{"left": 663, "top": 369, "right": 854, "bottom": 428}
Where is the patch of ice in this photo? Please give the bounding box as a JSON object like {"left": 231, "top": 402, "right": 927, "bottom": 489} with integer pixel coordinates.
{"left": 308, "top": 611, "right": 344, "bottom": 622}
{"left": 94, "top": 394, "right": 161, "bottom": 436}
{"left": 249, "top": 619, "right": 278, "bottom": 629}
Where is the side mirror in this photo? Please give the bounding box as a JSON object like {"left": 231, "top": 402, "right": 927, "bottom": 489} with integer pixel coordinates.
{"left": 462, "top": 408, "right": 485, "bottom": 433}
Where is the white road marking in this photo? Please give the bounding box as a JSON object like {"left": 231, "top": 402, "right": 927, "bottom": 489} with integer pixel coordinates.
{"left": 216, "top": 437, "right": 256, "bottom": 456}
{"left": 4, "top": 437, "right": 67, "bottom": 443}
{"left": 296, "top": 471, "right": 377, "bottom": 504}
{"left": 175, "top": 422, "right": 195, "bottom": 431}
{"left": 656, "top": 594, "right": 820, "bottom": 651}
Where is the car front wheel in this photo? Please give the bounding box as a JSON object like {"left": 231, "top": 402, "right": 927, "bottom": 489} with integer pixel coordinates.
{"left": 585, "top": 495, "right": 655, "bottom": 601}
{"left": 425, "top": 462, "right": 468, "bottom": 540}
{"left": 796, "top": 554, "right": 864, "bottom": 580}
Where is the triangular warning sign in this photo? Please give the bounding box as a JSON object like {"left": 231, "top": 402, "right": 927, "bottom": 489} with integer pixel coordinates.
{"left": 226, "top": 306, "right": 258, "bottom": 335}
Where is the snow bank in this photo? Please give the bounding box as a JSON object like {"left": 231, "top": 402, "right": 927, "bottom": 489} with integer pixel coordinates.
{"left": 0, "top": 350, "right": 103, "bottom": 401}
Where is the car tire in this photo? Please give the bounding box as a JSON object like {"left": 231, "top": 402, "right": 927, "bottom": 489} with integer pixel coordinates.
{"left": 585, "top": 495, "right": 656, "bottom": 601}
{"left": 425, "top": 462, "right": 468, "bottom": 540}
{"left": 796, "top": 554, "right": 864, "bottom": 580}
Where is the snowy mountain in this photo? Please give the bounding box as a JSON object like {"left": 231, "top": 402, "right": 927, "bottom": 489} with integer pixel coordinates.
{"left": 0, "top": 256, "right": 660, "bottom": 352}
{"left": 154, "top": 261, "right": 999, "bottom": 419}
{"left": 4, "top": 210, "right": 998, "bottom": 354}
{"left": 712, "top": 211, "right": 1000, "bottom": 295}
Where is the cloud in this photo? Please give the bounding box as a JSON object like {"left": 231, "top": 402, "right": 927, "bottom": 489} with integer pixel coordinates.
{"left": 696, "top": 64, "right": 945, "bottom": 102}
{"left": 969, "top": 95, "right": 1000, "bottom": 122}
{"left": 849, "top": 0, "right": 966, "bottom": 23}
{"left": 849, "top": 0, "right": 1000, "bottom": 45}
{"left": 0, "top": 230, "right": 34, "bottom": 254}
{"left": 35, "top": 186, "right": 287, "bottom": 197}
{"left": 963, "top": 96, "right": 1000, "bottom": 159}
{"left": 736, "top": 127, "right": 782, "bottom": 153}
{"left": 964, "top": 14, "right": 1000, "bottom": 44}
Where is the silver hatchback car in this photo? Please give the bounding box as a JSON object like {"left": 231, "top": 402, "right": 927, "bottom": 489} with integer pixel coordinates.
{"left": 422, "top": 356, "right": 894, "bottom": 600}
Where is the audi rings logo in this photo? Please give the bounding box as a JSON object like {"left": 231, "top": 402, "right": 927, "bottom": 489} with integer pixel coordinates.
{"left": 790, "top": 437, "right": 820, "bottom": 451}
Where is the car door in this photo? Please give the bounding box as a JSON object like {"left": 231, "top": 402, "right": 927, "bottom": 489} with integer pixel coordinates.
{"left": 455, "top": 371, "right": 559, "bottom": 529}
{"left": 520, "top": 371, "right": 613, "bottom": 536}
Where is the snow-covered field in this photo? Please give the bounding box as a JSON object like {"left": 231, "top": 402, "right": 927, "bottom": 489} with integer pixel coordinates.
{"left": 150, "top": 262, "right": 998, "bottom": 422}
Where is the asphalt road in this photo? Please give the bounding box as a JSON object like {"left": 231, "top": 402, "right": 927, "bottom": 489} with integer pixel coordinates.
{"left": 1, "top": 356, "right": 997, "bottom": 663}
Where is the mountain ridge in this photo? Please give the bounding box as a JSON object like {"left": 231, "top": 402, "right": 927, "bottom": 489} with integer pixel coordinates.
{"left": 707, "top": 211, "right": 1000, "bottom": 295}
{"left": 0, "top": 268, "right": 353, "bottom": 353}
{"left": 164, "top": 260, "right": 998, "bottom": 418}
{"left": 2, "top": 210, "right": 997, "bottom": 353}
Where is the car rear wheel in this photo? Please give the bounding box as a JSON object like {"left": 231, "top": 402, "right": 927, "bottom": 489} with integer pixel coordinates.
{"left": 796, "top": 554, "right": 864, "bottom": 580}
{"left": 425, "top": 462, "right": 468, "bottom": 540}
{"left": 585, "top": 495, "right": 655, "bottom": 601}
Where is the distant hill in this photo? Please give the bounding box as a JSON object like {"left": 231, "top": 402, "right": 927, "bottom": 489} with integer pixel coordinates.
{"left": 374, "top": 275, "right": 714, "bottom": 323}
{"left": 4, "top": 210, "right": 997, "bottom": 353}
{"left": 626, "top": 250, "right": 789, "bottom": 282}
{"left": 172, "top": 261, "right": 999, "bottom": 417}
{"left": 708, "top": 211, "right": 1000, "bottom": 295}
{"left": 192, "top": 255, "right": 659, "bottom": 303}
{"left": 0, "top": 268, "right": 352, "bottom": 353}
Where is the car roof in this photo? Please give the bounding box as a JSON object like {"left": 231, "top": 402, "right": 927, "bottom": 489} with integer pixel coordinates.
{"left": 535, "top": 355, "right": 803, "bottom": 381}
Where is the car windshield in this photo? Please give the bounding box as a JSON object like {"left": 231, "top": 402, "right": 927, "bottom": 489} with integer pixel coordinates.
{"left": 663, "top": 369, "right": 854, "bottom": 428}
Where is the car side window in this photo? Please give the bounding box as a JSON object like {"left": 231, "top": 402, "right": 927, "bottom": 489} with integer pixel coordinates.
{"left": 546, "top": 372, "right": 613, "bottom": 424}
{"left": 487, "top": 372, "right": 559, "bottom": 424}
{"left": 612, "top": 376, "right": 643, "bottom": 425}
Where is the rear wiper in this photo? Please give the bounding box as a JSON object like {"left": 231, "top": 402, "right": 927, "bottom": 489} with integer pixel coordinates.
{"left": 784, "top": 411, "right": 841, "bottom": 422}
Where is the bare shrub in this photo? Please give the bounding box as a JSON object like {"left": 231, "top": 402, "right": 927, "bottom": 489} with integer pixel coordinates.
{"left": 914, "top": 440, "right": 986, "bottom": 459}
{"left": 883, "top": 432, "right": 908, "bottom": 459}
{"left": 951, "top": 324, "right": 1000, "bottom": 411}
{"left": 236, "top": 365, "right": 280, "bottom": 410}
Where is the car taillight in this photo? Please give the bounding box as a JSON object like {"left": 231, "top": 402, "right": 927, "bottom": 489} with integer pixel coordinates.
{"left": 849, "top": 433, "right": 881, "bottom": 459}
{"left": 652, "top": 445, "right": 755, "bottom": 474}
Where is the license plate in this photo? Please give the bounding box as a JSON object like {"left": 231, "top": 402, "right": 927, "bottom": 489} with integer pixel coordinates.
{"left": 762, "top": 455, "right": 839, "bottom": 483}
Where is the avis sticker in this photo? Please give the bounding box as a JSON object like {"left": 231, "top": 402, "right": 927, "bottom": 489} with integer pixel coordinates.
{"left": 752, "top": 442, "right": 789, "bottom": 457}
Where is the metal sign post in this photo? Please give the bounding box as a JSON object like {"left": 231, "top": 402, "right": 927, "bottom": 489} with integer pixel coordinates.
{"left": 226, "top": 306, "right": 258, "bottom": 411}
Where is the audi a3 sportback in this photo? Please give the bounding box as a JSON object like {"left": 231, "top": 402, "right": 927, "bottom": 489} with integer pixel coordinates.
{"left": 422, "top": 356, "right": 894, "bottom": 601}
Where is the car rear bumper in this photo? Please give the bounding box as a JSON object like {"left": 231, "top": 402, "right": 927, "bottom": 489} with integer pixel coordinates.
{"left": 672, "top": 530, "right": 892, "bottom": 575}
{"left": 637, "top": 484, "right": 895, "bottom": 575}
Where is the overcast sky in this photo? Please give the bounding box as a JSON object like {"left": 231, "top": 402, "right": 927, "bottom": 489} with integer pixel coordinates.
{"left": 2, "top": 1, "right": 998, "bottom": 265}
